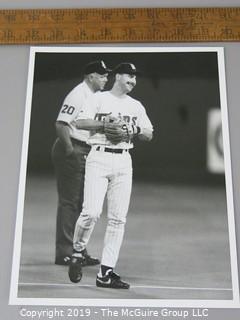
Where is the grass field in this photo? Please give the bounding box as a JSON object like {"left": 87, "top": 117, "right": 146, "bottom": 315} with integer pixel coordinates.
{"left": 16, "top": 175, "right": 232, "bottom": 301}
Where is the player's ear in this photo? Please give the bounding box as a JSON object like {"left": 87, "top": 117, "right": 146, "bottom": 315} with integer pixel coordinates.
{"left": 88, "top": 74, "right": 94, "bottom": 82}
{"left": 115, "top": 73, "right": 121, "bottom": 81}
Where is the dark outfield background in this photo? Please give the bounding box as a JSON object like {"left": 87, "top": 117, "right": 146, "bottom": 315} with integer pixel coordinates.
{"left": 27, "top": 51, "right": 223, "bottom": 184}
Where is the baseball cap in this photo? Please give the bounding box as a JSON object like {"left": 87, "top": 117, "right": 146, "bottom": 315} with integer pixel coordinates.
{"left": 83, "top": 60, "right": 111, "bottom": 75}
{"left": 113, "top": 62, "right": 139, "bottom": 75}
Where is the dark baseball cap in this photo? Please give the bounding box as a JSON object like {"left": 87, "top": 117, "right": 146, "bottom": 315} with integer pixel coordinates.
{"left": 83, "top": 60, "right": 111, "bottom": 75}
{"left": 113, "top": 62, "right": 139, "bottom": 75}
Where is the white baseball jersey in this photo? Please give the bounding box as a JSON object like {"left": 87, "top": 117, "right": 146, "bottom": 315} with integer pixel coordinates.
{"left": 73, "top": 90, "right": 153, "bottom": 268}
{"left": 79, "top": 91, "right": 153, "bottom": 149}
{"left": 57, "top": 81, "right": 94, "bottom": 142}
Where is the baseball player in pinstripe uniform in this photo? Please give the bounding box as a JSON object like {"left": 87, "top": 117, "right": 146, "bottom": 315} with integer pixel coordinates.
{"left": 68, "top": 63, "right": 153, "bottom": 288}
{"left": 52, "top": 60, "right": 110, "bottom": 266}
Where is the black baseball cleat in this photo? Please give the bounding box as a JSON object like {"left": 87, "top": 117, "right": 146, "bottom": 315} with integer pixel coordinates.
{"left": 81, "top": 249, "right": 100, "bottom": 266}
{"left": 96, "top": 270, "right": 130, "bottom": 289}
{"left": 68, "top": 255, "right": 84, "bottom": 283}
{"left": 55, "top": 256, "right": 71, "bottom": 266}
{"left": 55, "top": 249, "right": 99, "bottom": 267}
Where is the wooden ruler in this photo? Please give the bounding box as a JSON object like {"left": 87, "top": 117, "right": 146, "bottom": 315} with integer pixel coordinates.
{"left": 0, "top": 7, "right": 240, "bottom": 44}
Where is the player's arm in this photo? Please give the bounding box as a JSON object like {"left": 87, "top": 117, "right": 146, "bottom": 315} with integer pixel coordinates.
{"left": 71, "top": 93, "right": 104, "bottom": 132}
{"left": 55, "top": 121, "right": 74, "bottom": 155}
{"left": 72, "top": 119, "right": 104, "bottom": 132}
{"left": 138, "top": 128, "right": 153, "bottom": 141}
{"left": 55, "top": 89, "right": 84, "bottom": 155}
{"left": 136, "top": 104, "right": 153, "bottom": 142}
{"left": 129, "top": 125, "right": 152, "bottom": 141}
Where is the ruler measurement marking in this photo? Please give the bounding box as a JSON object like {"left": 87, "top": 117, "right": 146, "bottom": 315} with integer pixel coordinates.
{"left": 0, "top": 8, "right": 240, "bottom": 43}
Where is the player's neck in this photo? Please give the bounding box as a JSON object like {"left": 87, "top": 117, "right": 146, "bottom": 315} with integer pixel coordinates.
{"left": 110, "top": 83, "right": 127, "bottom": 98}
{"left": 84, "top": 79, "right": 98, "bottom": 93}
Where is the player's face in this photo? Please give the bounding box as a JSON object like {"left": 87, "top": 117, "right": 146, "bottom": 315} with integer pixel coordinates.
{"left": 118, "top": 73, "right": 136, "bottom": 93}
{"left": 91, "top": 73, "right": 109, "bottom": 91}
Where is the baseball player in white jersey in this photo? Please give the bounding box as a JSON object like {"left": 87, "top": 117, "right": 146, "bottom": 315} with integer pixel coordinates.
{"left": 68, "top": 62, "right": 153, "bottom": 289}
{"left": 52, "top": 60, "right": 110, "bottom": 266}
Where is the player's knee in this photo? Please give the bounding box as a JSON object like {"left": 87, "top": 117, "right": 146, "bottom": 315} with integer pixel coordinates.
{"left": 75, "top": 213, "right": 97, "bottom": 230}
{"left": 59, "top": 198, "right": 79, "bottom": 211}
{"left": 81, "top": 209, "right": 100, "bottom": 222}
{"left": 108, "top": 218, "right": 126, "bottom": 229}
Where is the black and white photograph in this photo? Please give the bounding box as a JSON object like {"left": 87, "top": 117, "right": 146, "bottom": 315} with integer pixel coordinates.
{"left": 9, "top": 46, "right": 239, "bottom": 307}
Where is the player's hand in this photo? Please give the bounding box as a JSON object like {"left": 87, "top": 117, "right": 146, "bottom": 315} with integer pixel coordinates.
{"left": 104, "top": 116, "right": 139, "bottom": 144}
{"left": 104, "top": 118, "right": 129, "bottom": 144}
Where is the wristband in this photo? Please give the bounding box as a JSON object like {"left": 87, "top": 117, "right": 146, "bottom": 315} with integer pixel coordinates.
{"left": 132, "top": 125, "right": 141, "bottom": 135}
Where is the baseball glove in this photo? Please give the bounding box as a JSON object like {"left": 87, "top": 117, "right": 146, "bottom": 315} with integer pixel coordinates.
{"left": 104, "top": 115, "right": 129, "bottom": 144}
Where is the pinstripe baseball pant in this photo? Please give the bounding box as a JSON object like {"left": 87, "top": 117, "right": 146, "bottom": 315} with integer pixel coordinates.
{"left": 73, "top": 146, "right": 132, "bottom": 268}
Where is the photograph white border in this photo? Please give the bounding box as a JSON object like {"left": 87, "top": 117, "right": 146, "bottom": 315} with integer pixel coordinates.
{"left": 9, "top": 46, "right": 240, "bottom": 308}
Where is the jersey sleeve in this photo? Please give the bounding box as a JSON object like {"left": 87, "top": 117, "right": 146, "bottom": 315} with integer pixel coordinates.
{"left": 56, "top": 89, "right": 84, "bottom": 124}
{"left": 137, "top": 102, "right": 153, "bottom": 131}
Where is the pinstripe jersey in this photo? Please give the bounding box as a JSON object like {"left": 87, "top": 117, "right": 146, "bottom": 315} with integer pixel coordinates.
{"left": 79, "top": 91, "right": 153, "bottom": 149}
